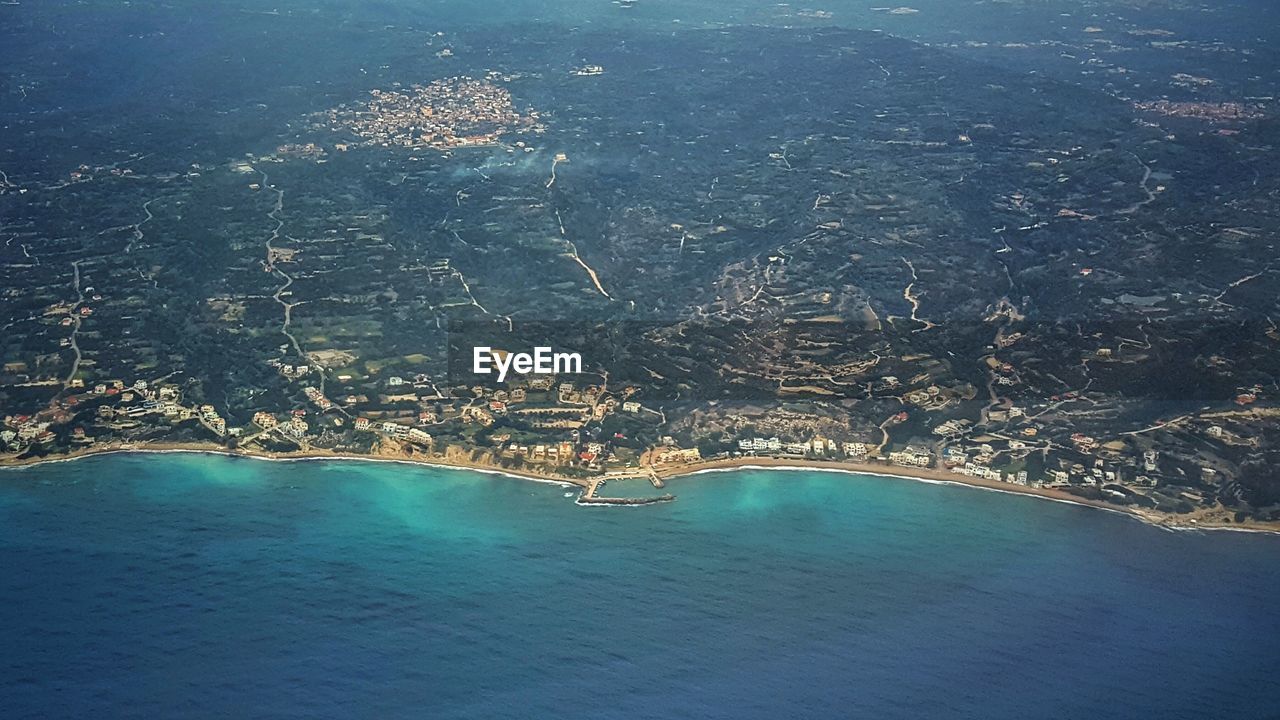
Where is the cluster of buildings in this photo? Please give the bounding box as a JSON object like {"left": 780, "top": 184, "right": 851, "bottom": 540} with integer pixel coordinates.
{"left": 904, "top": 385, "right": 952, "bottom": 409}
{"left": 1, "top": 418, "right": 53, "bottom": 448}
{"left": 1045, "top": 458, "right": 1140, "bottom": 494}
{"left": 249, "top": 410, "right": 309, "bottom": 441}
{"left": 270, "top": 360, "right": 312, "bottom": 379}
{"left": 1, "top": 378, "right": 222, "bottom": 455}
{"left": 282, "top": 417, "right": 309, "bottom": 439}
{"left": 351, "top": 417, "right": 432, "bottom": 445}
{"left": 649, "top": 446, "right": 701, "bottom": 465}
{"left": 317, "top": 76, "right": 543, "bottom": 151}
{"left": 272, "top": 143, "right": 326, "bottom": 160}
{"left": 958, "top": 463, "right": 1031, "bottom": 485}
{"left": 1071, "top": 433, "right": 1100, "bottom": 452}
{"left": 92, "top": 382, "right": 193, "bottom": 426}
{"left": 735, "top": 435, "right": 870, "bottom": 459}
{"left": 932, "top": 418, "right": 971, "bottom": 438}
{"left": 727, "top": 432, "right": 1049, "bottom": 487}
{"left": 1133, "top": 100, "right": 1264, "bottom": 123}
{"left": 888, "top": 446, "right": 931, "bottom": 468}
{"left": 198, "top": 405, "right": 226, "bottom": 436}
{"left": 503, "top": 440, "right": 580, "bottom": 464}
{"left": 558, "top": 382, "right": 600, "bottom": 406}
{"left": 303, "top": 387, "right": 334, "bottom": 412}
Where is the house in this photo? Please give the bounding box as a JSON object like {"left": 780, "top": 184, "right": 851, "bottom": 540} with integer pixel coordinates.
{"left": 942, "top": 446, "right": 968, "bottom": 467}
{"left": 843, "top": 442, "right": 869, "bottom": 459}
{"left": 622, "top": 401, "right": 641, "bottom": 413}
{"left": 18, "top": 424, "right": 45, "bottom": 442}
{"left": 381, "top": 422, "right": 409, "bottom": 437}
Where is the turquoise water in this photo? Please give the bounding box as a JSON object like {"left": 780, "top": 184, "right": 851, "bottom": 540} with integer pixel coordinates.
{"left": 1, "top": 454, "right": 1278, "bottom": 719}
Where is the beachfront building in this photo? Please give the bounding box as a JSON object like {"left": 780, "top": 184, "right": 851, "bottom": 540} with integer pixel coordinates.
{"left": 889, "top": 446, "right": 932, "bottom": 468}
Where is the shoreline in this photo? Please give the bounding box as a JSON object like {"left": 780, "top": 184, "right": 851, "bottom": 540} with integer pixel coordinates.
{"left": 0, "top": 442, "right": 583, "bottom": 489}
{"left": 3, "top": 442, "right": 1277, "bottom": 535}
{"left": 656, "top": 456, "right": 1280, "bottom": 535}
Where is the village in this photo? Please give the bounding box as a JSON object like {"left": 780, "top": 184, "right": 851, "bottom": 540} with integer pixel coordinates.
{"left": 313, "top": 74, "right": 544, "bottom": 151}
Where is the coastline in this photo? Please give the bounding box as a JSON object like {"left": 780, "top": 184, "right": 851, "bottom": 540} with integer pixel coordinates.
{"left": 0, "top": 441, "right": 583, "bottom": 489}
{"left": 3, "top": 442, "right": 1277, "bottom": 535}
{"left": 656, "top": 456, "right": 1280, "bottom": 535}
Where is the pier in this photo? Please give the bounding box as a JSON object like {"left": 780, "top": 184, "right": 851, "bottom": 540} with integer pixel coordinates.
{"left": 577, "top": 476, "right": 675, "bottom": 506}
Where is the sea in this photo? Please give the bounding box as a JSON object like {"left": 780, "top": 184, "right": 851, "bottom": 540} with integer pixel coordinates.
{"left": 1, "top": 454, "right": 1278, "bottom": 719}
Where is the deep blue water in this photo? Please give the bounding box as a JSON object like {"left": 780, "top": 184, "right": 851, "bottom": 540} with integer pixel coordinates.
{"left": 1, "top": 454, "right": 1279, "bottom": 719}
